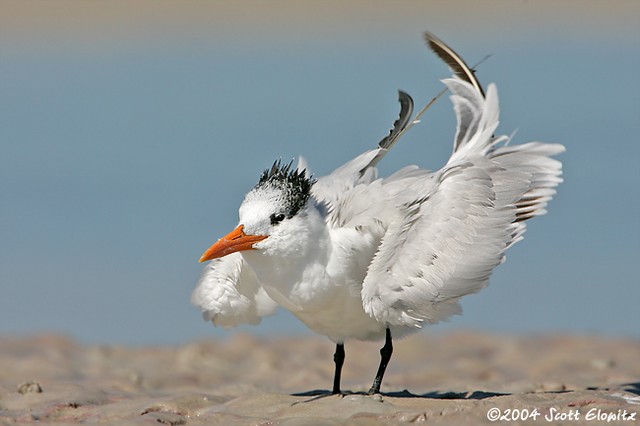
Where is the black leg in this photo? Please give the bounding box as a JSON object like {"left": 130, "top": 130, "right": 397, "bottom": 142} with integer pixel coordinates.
{"left": 368, "top": 328, "right": 393, "bottom": 395}
{"left": 332, "top": 343, "right": 345, "bottom": 394}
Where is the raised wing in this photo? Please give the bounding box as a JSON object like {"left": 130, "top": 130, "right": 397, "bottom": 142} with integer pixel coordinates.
{"left": 311, "top": 90, "right": 413, "bottom": 220}
{"left": 424, "top": 31, "right": 488, "bottom": 154}
{"left": 313, "top": 32, "right": 482, "bottom": 227}
{"left": 191, "top": 252, "right": 278, "bottom": 327}
{"left": 361, "top": 78, "right": 564, "bottom": 328}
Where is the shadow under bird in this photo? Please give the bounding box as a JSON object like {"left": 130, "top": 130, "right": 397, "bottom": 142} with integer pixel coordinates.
{"left": 192, "top": 32, "right": 564, "bottom": 395}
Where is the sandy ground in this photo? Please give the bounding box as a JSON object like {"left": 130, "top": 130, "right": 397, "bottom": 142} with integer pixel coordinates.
{"left": 1, "top": 331, "right": 639, "bottom": 425}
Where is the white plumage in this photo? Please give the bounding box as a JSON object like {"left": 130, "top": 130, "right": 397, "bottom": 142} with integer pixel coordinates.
{"left": 192, "top": 33, "right": 564, "bottom": 394}
{"left": 193, "top": 253, "right": 278, "bottom": 328}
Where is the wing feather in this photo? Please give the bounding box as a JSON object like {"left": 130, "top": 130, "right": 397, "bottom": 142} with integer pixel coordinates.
{"left": 361, "top": 78, "right": 564, "bottom": 328}
{"left": 424, "top": 31, "right": 485, "bottom": 98}
{"left": 191, "top": 253, "right": 278, "bottom": 327}
{"left": 313, "top": 90, "right": 414, "bottom": 225}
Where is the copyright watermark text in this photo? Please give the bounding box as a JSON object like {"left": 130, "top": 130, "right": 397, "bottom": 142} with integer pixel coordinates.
{"left": 486, "top": 407, "right": 637, "bottom": 422}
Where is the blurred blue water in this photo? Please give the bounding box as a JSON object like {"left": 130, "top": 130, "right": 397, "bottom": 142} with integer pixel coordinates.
{"left": 1, "top": 34, "right": 639, "bottom": 345}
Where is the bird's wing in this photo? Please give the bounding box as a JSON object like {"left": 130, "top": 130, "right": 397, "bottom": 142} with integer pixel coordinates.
{"left": 312, "top": 31, "right": 478, "bottom": 225}
{"left": 191, "top": 252, "right": 278, "bottom": 327}
{"left": 360, "top": 77, "right": 564, "bottom": 328}
{"left": 310, "top": 90, "right": 414, "bottom": 219}
{"left": 423, "top": 31, "right": 489, "bottom": 154}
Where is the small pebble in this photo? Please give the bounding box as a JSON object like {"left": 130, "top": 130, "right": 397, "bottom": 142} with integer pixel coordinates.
{"left": 538, "top": 381, "right": 566, "bottom": 392}
{"left": 145, "top": 412, "right": 187, "bottom": 425}
{"left": 591, "top": 358, "right": 616, "bottom": 369}
{"left": 17, "top": 381, "right": 43, "bottom": 394}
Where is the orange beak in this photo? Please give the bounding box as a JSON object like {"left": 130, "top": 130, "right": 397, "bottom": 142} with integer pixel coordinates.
{"left": 198, "top": 225, "right": 268, "bottom": 262}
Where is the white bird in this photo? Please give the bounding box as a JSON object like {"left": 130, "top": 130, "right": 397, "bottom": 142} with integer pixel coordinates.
{"left": 192, "top": 32, "right": 564, "bottom": 395}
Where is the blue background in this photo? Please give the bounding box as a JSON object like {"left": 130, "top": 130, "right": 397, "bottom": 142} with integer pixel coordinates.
{"left": 1, "top": 1, "right": 638, "bottom": 345}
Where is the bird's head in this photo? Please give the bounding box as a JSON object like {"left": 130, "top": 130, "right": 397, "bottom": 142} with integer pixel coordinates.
{"left": 199, "top": 160, "right": 317, "bottom": 262}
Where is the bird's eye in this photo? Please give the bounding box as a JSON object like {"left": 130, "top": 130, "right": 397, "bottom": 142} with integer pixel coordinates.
{"left": 270, "top": 213, "right": 286, "bottom": 225}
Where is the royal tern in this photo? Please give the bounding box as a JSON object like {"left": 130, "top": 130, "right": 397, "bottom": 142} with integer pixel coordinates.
{"left": 192, "top": 32, "right": 564, "bottom": 395}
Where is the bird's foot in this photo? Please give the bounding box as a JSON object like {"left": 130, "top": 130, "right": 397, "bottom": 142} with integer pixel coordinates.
{"left": 368, "top": 387, "right": 381, "bottom": 395}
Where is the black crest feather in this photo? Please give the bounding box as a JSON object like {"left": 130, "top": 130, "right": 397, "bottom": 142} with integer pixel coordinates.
{"left": 255, "top": 160, "right": 316, "bottom": 218}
